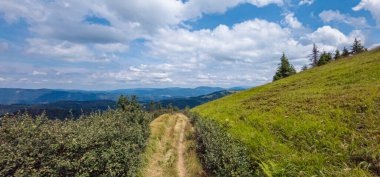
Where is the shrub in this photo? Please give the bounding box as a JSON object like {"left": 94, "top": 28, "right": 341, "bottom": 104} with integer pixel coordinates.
{"left": 186, "top": 112, "right": 256, "bottom": 177}
{"left": 0, "top": 109, "right": 152, "bottom": 176}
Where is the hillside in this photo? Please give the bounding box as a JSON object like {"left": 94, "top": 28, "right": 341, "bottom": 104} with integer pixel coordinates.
{"left": 192, "top": 49, "right": 380, "bottom": 176}
{"left": 157, "top": 90, "right": 240, "bottom": 109}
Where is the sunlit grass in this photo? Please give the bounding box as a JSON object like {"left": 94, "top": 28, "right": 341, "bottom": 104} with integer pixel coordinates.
{"left": 193, "top": 49, "right": 380, "bottom": 176}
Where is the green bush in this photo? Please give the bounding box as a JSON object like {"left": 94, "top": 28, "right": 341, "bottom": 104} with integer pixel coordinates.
{"left": 0, "top": 109, "right": 152, "bottom": 176}
{"left": 186, "top": 112, "right": 256, "bottom": 177}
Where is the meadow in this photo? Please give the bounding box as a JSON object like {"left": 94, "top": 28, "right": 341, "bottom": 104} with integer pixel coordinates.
{"left": 192, "top": 49, "right": 380, "bottom": 176}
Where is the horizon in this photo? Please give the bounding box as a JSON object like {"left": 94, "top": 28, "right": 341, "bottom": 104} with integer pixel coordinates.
{"left": 0, "top": 0, "right": 380, "bottom": 90}
{"left": 0, "top": 85, "right": 251, "bottom": 92}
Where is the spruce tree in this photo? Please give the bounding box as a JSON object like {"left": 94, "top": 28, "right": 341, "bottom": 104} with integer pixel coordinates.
{"left": 310, "top": 43, "right": 320, "bottom": 67}
{"left": 334, "top": 49, "right": 341, "bottom": 60}
{"left": 351, "top": 38, "right": 365, "bottom": 54}
{"left": 317, "top": 51, "right": 332, "bottom": 66}
{"left": 273, "top": 53, "right": 296, "bottom": 81}
{"left": 342, "top": 47, "right": 350, "bottom": 57}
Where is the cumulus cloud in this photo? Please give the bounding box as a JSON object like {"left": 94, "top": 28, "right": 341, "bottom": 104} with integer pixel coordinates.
{"left": 149, "top": 19, "right": 308, "bottom": 63}
{"left": 299, "top": 0, "right": 314, "bottom": 5}
{"left": 302, "top": 26, "right": 364, "bottom": 51}
{"left": 353, "top": 0, "right": 380, "bottom": 26}
{"left": 284, "top": 13, "right": 303, "bottom": 28}
{"left": 0, "top": 0, "right": 373, "bottom": 89}
{"left": 26, "top": 38, "right": 116, "bottom": 62}
{"left": 94, "top": 43, "right": 129, "bottom": 53}
{"left": 319, "top": 10, "right": 368, "bottom": 28}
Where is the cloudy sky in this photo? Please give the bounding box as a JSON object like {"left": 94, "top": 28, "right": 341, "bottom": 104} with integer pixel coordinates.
{"left": 0, "top": 0, "right": 379, "bottom": 90}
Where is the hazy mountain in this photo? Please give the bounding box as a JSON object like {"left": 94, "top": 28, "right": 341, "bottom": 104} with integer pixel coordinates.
{"left": 0, "top": 87, "right": 225, "bottom": 105}
{"left": 154, "top": 90, "right": 240, "bottom": 109}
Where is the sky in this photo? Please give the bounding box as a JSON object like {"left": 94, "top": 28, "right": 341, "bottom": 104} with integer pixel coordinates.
{"left": 0, "top": 0, "right": 379, "bottom": 90}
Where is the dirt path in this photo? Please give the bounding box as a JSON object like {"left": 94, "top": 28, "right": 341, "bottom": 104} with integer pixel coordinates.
{"left": 141, "top": 113, "right": 205, "bottom": 177}
{"left": 176, "top": 114, "right": 186, "bottom": 177}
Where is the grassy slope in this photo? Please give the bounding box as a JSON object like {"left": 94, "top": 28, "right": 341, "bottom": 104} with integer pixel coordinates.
{"left": 192, "top": 50, "right": 380, "bottom": 176}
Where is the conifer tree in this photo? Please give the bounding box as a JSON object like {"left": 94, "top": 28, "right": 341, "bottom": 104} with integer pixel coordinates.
{"left": 310, "top": 43, "right": 320, "bottom": 67}
{"left": 342, "top": 47, "right": 350, "bottom": 57}
{"left": 273, "top": 53, "right": 296, "bottom": 81}
{"left": 317, "top": 51, "right": 332, "bottom": 66}
{"left": 351, "top": 38, "right": 365, "bottom": 54}
{"left": 334, "top": 49, "right": 341, "bottom": 60}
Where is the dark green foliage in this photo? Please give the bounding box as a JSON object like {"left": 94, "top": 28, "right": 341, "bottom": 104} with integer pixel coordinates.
{"left": 0, "top": 108, "right": 152, "bottom": 176}
{"left": 317, "top": 51, "right": 332, "bottom": 66}
{"left": 342, "top": 47, "right": 350, "bottom": 57}
{"left": 351, "top": 38, "right": 365, "bottom": 54}
{"left": 0, "top": 100, "right": 116, "bottom": 120}
{"left": 186, "top": 112, "right": 255, "bottom": 177}
{"left": 310, "top": 43, "right": 320, "bottom": 67}
{"left": 273, "top": 53, "right": 296, "bottom": 81}
{"left": 334, "top": 49, "right": 341, "bottom": 60}
{"left": 117, "top": 95, "right": 141, "bottom": 112}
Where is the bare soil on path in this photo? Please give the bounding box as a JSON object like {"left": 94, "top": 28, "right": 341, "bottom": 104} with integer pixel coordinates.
{"left": 141, "top": 113, "right": 205, "bottom": 177}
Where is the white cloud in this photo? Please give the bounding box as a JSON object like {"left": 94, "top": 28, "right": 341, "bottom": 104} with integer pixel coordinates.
{"left": 353, "top": 0, "right": 380, "bottom": 26}
{"left": 32, "top": 71, "right": 47, "bottom": 76}
{"left": 302, "top": 26, "right": 365, "bottom": 51}
{"left": 299, "top": 0, "right": 314, "bottom": 5}
{"left": 149, "top": 19, "right": 307, "bottom": 63}
{"left": 94, "top": 43, "right": 129, "bottom": 53}
{"left": 284, "top": 13, "right": 303, "bottom": 28}
{"left": 0, "top": 0, "right": 46, "bottom": 23}
{"left": 319, "top": 10, "right": 368, "bottom": 27}
{"left": 0, "top": 77, "right": 5, "bottom": 81}
{"left": 26, "top": 38, "right": 115, "bottom": 62}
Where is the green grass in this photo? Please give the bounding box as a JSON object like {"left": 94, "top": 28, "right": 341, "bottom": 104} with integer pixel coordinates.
{"left": 192, "top": 49, "right": 380, "bottom": 176}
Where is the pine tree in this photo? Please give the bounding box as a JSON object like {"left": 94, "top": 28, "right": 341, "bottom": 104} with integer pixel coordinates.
{"left": 273, "top": 53, "right": 296, "bottom": 81}
{"left": 351, "top": 38, "right": 365, "bottom": 54}
{"left": 310, "top": 43, "right": 320, "bottom": 67}
{"left": 334, "top": 49, "right": 341, "bottom": 60}
{"left": 342, "top": 47, "right": 350, "bottom": 57}
{"left": 317, "top": 51, "right": 332, "bottom": 66}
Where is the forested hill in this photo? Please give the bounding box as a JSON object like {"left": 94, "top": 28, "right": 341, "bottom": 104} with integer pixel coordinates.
{"left": 192, "top": 48, "right": 380, "bottom": 176}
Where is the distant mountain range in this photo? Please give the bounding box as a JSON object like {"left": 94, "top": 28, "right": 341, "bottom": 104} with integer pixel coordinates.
{"left": 157, "top": 90, "right": 239, "bottom": 109}
{"left": 0, "top": 87, "right": 246, "bottom": 105}
{"left": 0, "top": 89, "right": 243, "bottom": 119}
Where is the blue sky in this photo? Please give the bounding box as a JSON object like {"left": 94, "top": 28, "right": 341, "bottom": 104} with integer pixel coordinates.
{"left": 0, "top": 0, "right": 379, "bottom": 90}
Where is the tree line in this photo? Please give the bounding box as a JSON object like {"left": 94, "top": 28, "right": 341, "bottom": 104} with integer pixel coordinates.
{"left": 273, "top": 38, "right": 367, "bottom": 81}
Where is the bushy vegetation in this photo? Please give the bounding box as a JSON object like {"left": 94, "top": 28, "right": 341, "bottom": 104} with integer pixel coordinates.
{"left": 186, "top": 111, "right": 255, "bottom": 177}
{"left": 193, "top": 49, "right": 380, "bottom": 176}
{"left": 0, "top": 97, "right": 152, "bottom": 176}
